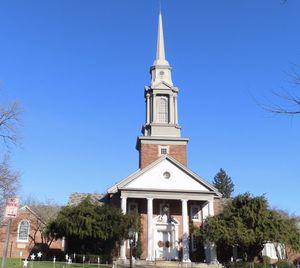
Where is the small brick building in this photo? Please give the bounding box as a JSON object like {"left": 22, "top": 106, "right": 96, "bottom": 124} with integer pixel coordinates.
{"left": 0, "top": 206, "right": 64, "bottom": 259}
{"left": 106, "top": 13, "right": 221, "bottom": 263}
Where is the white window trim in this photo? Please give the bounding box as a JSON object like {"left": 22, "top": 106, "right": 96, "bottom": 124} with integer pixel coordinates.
{"left": 158, "top": 145, "right": 169, "bottom": 156}
{"left": 17, "top": 220, "right": 30, "bottom": 243}
{"left": 190, "top": 205, "right": 201, "bottom": 222}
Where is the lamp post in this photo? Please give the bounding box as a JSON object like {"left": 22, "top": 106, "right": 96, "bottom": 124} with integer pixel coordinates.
{"left": 128, "top": 226, "right": 136, "bottom": 268}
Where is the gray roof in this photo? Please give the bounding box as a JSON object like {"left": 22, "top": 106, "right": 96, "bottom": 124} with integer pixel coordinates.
{"left": 68, "top": 192, "right": 104, "bottom": 206}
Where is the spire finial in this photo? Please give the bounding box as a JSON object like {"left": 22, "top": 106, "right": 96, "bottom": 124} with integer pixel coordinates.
{"left": 153, "top": 11, "right": 169, "bottom": 66}
{"left": 159, "top": 0, "right": 162, "bottom": 14}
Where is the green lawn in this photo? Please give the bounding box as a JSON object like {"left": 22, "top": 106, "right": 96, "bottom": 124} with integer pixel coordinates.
{"left": 0, "top": 258, "right": 111, "bottom": 268}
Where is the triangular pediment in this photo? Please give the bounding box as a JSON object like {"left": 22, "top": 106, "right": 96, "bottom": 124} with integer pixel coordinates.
{"left": 107, "top": 156, "right": 220, "bottom": 196}
{"left": 152, "top": 81, "right": 173, "bottom": 90}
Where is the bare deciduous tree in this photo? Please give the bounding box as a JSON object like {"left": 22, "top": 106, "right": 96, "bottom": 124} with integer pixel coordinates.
{"left": 262, "top": 71, "right": 300, "bottom": 115}
{"left": 0, "top": 155, "right": 19, "bottom": 216}
{"left": 22, "top": 196, "right": 61, "bottom": 222}
{"left": 0, "top": 98, "right": 21, "bottom": 215}
{"left": 0, "top": 101, "right": 20, "bottom": 148}
{"left": 21, "top": 197, "right": 61, "bottom": 251}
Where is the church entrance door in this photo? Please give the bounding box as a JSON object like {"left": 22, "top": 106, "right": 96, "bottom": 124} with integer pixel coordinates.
{"left": 153, "top": 215, "right": 179, "bottom": 260}
{"left": 156, "top": 230, "right": 172, "bottom": 259}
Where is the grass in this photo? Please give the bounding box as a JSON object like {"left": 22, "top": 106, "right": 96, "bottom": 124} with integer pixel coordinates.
{"left": 0, "top": 258, "right": 111, "bottom": 268}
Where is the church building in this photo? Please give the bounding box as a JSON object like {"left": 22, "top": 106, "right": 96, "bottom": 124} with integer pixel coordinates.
{"left": 107, "top": 13, "right": 221, "bottom": 263}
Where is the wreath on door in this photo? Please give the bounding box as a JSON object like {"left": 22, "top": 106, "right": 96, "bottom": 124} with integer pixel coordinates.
{"left": 165, "top": 240, "right": 171, "bottom": 248}
{"left": 157, "top": 240, "right": 163, "bottom": 248}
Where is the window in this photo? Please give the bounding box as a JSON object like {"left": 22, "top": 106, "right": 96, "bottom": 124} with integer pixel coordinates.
{"left": 161, "top": 148, "right": 167, "bottom": 154}
{"left": 128, "top": 202, "right": 138, "bottom": 214}
{"left": 159, "top": 146, "right": 169, "bottom": 156}
{"left": 190, "top": 205, "right": 201, "bottom": 221}
{"left": 191, "top": 234, "right": 197, "bottom": 251}
{"left": 163, "top": 171, "right": 171, "bottom": 179}
{"left": 160, "top": 203, "right": 170, "bottom": 216}
{"left": 17, "top": 220, "right": 30, "bottom": 242}
{"left": 157, "top": 97, "right": 168, "bottom": 123}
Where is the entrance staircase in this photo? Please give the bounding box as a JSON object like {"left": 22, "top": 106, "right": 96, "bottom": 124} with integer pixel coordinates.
{"left": 114, "top": 260, "right": 221, "bottom": 268}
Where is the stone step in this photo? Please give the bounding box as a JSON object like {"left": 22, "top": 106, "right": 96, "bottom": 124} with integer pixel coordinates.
{"left": 115, "top": 260, "right": 221, "bottom": 268}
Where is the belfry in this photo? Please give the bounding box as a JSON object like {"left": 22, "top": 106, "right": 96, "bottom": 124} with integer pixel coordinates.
{"left": 107, "top": 13, "right": 221, "bottom": 263}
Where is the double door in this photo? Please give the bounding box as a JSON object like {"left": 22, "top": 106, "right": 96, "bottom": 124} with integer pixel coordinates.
{"left": 156, "top": 230, "right": 172, "bottom": 260}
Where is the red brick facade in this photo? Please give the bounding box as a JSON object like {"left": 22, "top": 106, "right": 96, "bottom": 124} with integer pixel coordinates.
{"left": 213, "top": 199, "right": 222, "bottom": 215}
{"left": 286, "top": 246, "right": 300, "bottom": 264}
{"left": 139, "top": 143, "right": 187, "bottom": 169}
{"left": 0, "top": 207, "right": 64, "bottom": 259}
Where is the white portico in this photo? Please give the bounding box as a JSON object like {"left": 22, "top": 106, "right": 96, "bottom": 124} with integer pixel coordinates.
{"left": 107, "top": 155, "right": 220, "bottom": 262}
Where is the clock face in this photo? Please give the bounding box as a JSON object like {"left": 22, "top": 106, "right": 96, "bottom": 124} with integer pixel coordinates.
{"left": 159, "top": 71, "right": 164, "bottom": 76}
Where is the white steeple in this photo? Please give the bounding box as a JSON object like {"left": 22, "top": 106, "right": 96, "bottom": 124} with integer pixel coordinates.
{"left": 150, "top": 12, "right": 173, "bottom": 88}
{"left": 142, "top": 12, "right": 181, "bottom": 138}
{"left": 153, "top": 12, "right": 170, "bottom": 66}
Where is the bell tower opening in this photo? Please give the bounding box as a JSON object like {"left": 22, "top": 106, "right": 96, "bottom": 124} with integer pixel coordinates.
{"left": 157, "top": 96, "right": 168, "bottom": 123}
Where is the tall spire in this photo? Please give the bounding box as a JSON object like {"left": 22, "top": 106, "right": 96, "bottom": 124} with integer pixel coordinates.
{"left": 137, "top": 11, "right": 189, "bottom": 169}
{"left": 153, "top": 12, "right": 169, "bottom": 66}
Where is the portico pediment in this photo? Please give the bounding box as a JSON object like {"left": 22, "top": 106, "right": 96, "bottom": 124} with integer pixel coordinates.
{"left": 107, "top": 155, "right": 220, "bottom": 196}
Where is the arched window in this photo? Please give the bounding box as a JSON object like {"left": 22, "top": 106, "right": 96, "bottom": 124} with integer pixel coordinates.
{"left": 157, "top": 97, "right": 168, "bottom": 123}
{"left": 17, "top": 220, "right": 30, "bottom": 242}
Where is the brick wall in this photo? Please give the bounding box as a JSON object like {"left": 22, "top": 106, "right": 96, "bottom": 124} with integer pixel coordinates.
{"left": 139, "top": 143, "right": 187, "bottom": 169}
{"left": 213, "top": 199, "right": 222, "bottom": 216}
{"left": 0, "top": 208, "right": 63, "bottom": 259}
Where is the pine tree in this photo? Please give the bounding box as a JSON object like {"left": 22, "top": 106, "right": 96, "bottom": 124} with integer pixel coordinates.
{"left": 197, "top": 193, "right": 300, "bottom": 263}
{"left": 212, "top": 168, "right": 234, "bottom": 198}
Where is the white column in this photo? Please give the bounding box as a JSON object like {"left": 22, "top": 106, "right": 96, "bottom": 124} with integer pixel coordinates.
{"left": 121, "top": 197, "right": 127, "bottom": 214}
{"left": 205, "top": 242, "right": 217, "bottom": 264}
{"left": 208, "top": 200, "right": 214, "bottom": 216}
{"left": 120, "top": 196, "right": 127, "bottom": 260}
{"left": 209, "top": 201, "right": 217, "bottom": 263}
{"left": 205, "top": 200, "right": 217, "bottom": 263}
{"left": 146, "top": 93, "right": 150, "bottom": 124}
{"left": 202, "top": 201, "right": 210, "bottom": 220}
{"left": 152, "top": 94, "right": 156, "bottom": 123}
{"left": 61, "top": 237, "right": 66, "bottom": 251}
{"left": 169, "top": 94, "right": 174, "bottom": 124}
{"left": 174, "top": 95, "right": 178, "bottom": 124}
{"left": 181, "top": 199, "right": 191, "bottom": 262}
{"left": 146, "top": 198, "right": 154, "bottom": 261}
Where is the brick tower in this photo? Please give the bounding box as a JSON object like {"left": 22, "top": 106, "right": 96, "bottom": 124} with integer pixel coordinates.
{"left": 136, "top": 13, "right": 189, "bottom": 169}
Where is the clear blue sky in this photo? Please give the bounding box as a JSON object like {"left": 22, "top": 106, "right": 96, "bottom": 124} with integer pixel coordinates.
{"left": 0, "top": 0, "right": 299, "bottom": 214}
